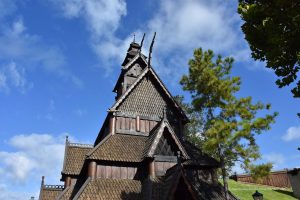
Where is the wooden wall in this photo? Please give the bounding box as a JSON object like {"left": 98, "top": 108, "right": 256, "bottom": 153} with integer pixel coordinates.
{"left": 154, "top": 161, "right": 176, "bottom": 176}
{"left": 96, "top": 164, "right": 138, "bottom": 179}
{"left": 233, "top": 170, "right": 291, "bottom": 188}
{"left": 115, "top": 116, "right": 158, "bottom": 134}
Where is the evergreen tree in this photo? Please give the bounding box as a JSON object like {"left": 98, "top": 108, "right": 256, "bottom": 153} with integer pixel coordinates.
{"left": 180, "top": 48, "right": 278, "bottom": 199}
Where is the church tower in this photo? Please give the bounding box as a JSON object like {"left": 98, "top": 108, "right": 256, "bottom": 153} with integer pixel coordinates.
{"left": 38, "top": 36, "right": 238, "bottom": 200}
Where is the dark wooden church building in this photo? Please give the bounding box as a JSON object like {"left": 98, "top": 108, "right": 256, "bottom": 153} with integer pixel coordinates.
{"left": 39, "top": 37, "right": 238, "bottom": 200}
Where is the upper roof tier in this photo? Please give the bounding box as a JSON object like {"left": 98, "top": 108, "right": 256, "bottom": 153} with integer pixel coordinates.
{"left": 121, "top": 42, "right": 145, "bottom": 66}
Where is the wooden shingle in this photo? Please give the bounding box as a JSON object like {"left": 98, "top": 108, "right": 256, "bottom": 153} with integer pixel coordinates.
{"left": 62, "top": 143, "right": 93, "bottom": 175}
{"left": 87, "top": 134, "right": 148, "bottom": 162}
{"left": 76, "top": 179, "right": 142, "bottom": 200}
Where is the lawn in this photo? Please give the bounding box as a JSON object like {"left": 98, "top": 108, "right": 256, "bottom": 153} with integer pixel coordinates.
{"left": 228, "top": 180, "right": 297, "bottom": 200}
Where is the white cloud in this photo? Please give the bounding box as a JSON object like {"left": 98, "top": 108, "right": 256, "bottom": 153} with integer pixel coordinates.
{"left": 0, "top": 184, "right": 32, "bottom": 200}
{"left": 147, "top": 0, "right": 239, "bottom": 54}
{"left": 0, "top": 133, "right": 86, "bottom": 199}
{"left": 0, "top": 133, "right": 66, "bottom": 184}
{"left": 282, "top": 126, "right": 300, "bottom": 142}
{"left": 0, "top": 61, "right": 31, "bottom": 93}
{"left": 52, "top": 0, "right": 126, "bottom": 37}
{"left": 50, "top": 0, "right": 252, "bottom": 77}
{"left": 50, "top": 0, "right": 127, "bottom": 72}
{"left": 263, "top": 153, "right": 285, "bottom": 169}
{"left": 0, "top": 18, "right": 83, "bottom": 88}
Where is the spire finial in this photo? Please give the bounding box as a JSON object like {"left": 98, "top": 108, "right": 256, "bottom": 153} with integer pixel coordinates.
{"left": 148, "top": 32, "right": 156, "bottom": 68}
{"left": 41, "top": 176, "right": 45, "bottom": 186}
{"left": 133, "top": 32, "right": 135, "bottom": 43}
{"left": 140, "top": 33, "right": 146, "bottom": 50}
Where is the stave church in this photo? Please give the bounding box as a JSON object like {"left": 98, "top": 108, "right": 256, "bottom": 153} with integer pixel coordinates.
{"left": 38, "top": 34, "right": 238, "bottom": 200}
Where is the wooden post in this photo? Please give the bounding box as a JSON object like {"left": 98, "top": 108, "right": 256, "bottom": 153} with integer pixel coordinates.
{"left": 149, "top": 160, "right": 155, "bottom": 178}
{"left": 64, "top": 176, "right": 71, "bottom": 187}
{"left": 109, "top": 116, "right": 116, "bottom": 135}
{"left": 136, "top": 116, "right": 140, "bottom": 132}
{"left": 88, "top": 161, "right": 97, "bottom": 179}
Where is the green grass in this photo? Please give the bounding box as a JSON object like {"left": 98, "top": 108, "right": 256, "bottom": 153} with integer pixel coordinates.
{"left": 228, "top": 180, "right": 297, "bottom": 200}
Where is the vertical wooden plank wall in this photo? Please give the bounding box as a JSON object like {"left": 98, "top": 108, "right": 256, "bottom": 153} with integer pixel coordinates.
{"left": 115, "top": 116, "right": 158, "bottom": 134}
{"left": 154, "top": 161, "right": 176, "bottom": 174}
{"left": 97, "top": 164, "right": 138, "bottom": 179}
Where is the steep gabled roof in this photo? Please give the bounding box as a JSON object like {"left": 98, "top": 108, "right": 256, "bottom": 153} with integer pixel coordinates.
{"left": 184, "top": 168, "right": 239, "bottom": 200}
{"left": 113, "top": 53, "right": 148, "bottom": 93}
{"left": 110, "top": 67, "right": 188, "bottom": 121}
{"left": 39, "top": 185, "right": 64, "bottom": 200}
{"left": 87, "top": 133, "right": 148, "bottom": 162}
{"left": 73, "top": 178, "right": 142, "bottom": 200}
{"left": 182, "top": 141, "right": 220, "bottom": 167}
{"left": 87, "top": 119, "right": 189, "bottom": 163}
{"left": 62, "top": 142, "right": 93, "bottom": 175}
{"left": 146, "top": 119, "right": 189, "bottom": 159}
{"left": 56, "top": 186, "right": 74, "bottom": 200}
{"left": 123, "top": 53, "right": 148, "bottom": 70}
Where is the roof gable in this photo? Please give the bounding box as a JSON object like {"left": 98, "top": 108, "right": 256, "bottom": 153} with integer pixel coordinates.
{"left": 110, "top": 67, "right": 188, "bottom": 121}
{"left": 123, "top": 53, "right": 147, "bottom": 70}
{"left": 74, "top": 178, "right": 142, "bottom": 200}
{"left": 87, "top": 133, "right": 148, "bottom": 162}
{"left": 147, "top": 120, "right": 189, "bottom": 159}
{"left": 62, "top": 142, "right": 93, "bottom": 175}
{"left": 39, "top": 185, "right": 64, "bottom": 200}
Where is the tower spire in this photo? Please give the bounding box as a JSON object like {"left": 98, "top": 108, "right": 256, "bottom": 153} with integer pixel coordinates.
{"left": 148, "top": 32, "right": 156, "bottom": 68}
{"left": 140, "top": 33, "right": 146, "bottom": 50}
{"left": 133, "top": 32, "right": 135, "bottom": 43}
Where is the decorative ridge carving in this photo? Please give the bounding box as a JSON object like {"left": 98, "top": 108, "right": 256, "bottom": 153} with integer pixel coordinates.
{"left": 68, "top": 143, "right": 93, "bottom": 148}
{"left": 43, "top": 185, "right": 64, "bottom": 189}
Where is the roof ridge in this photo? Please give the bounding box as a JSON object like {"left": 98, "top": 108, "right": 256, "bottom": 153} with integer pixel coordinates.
{"left": 110, "top": 67, "right": 149, "bottom": 110}
{"left": 123, "top": 53, "right": 148, "bottom": 70}
{"left": 73, "top": 177, "right": 91, "bottom": 200}
{"left": 110, "top": 66, "right": 188, "bottom": 121}
{"left": 43, "top": 185, "right": 64, "bottom": 190}
{"left": 86, "top": 133, "right": 112, "bottom": 158}
{"left": 56, "top": 186, "right": 72, "bottom": 200}
{"left": 68, "top": 142, "right": 93, "bottom": 148}
{"left": 147, "top": 119, "right": 189, "bottom": 159}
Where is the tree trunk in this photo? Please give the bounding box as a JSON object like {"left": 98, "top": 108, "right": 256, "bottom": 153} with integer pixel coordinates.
{"left": 219, "top": 149, "right": 229, "bottom": 200}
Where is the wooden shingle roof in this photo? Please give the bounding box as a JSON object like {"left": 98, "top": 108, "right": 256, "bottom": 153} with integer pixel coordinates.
{"left": 56, "top": 186, "right": 74, "bottom": 200}
{"left": 39, "top": 186, "right": 64, "bottom": 200}
{"left": 182, "top": 141, "right": 220, "bottom": 167}
{"left": 62, "top": 143, "right": 93, "bottom": 175}
{"left": 110, "top": 67, "right": 188, "bottom": 122}
{"left": 87, "top": 119, "right": 190, "bottom": 163}
{"left": 87, "top": 134, "right": 148, "bottom": 162}
{"left": 74, "top": 178, "right": 142, "bottom": 200}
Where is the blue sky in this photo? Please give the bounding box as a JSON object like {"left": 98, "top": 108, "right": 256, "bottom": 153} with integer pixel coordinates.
{"left": 0, "top": 0, "right": 299, "bottom": 199}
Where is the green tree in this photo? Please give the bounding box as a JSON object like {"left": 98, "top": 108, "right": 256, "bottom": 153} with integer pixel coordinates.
{"left": 238, "top": 0, "right": 300, "bottom": 104}
{"left": 249, "top": 163, "right": 273, "bottom": 183}
{"left": 180, "top": 48, "right": 277, "bottom": 199}
{"left": 174, "top": 95, "right": 205, "bottom": 146}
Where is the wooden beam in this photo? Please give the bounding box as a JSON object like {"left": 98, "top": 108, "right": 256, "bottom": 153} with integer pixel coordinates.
{"left": 149, "top": 160, "right": 155, "bottom": 178}
{"left": 64, "top": 176, "right": 71, "bottom": 187}
{"left": 109, "top": 116, "right": 116, "bottom": 135}
{"left": 136, "top": 116, "right": 140, "bottom": 132}
{"left": 88, "top": 161, "right": 97, "bottom": 179}
{"left": 154, "top": 155, "right": 177, "bottom": 162}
